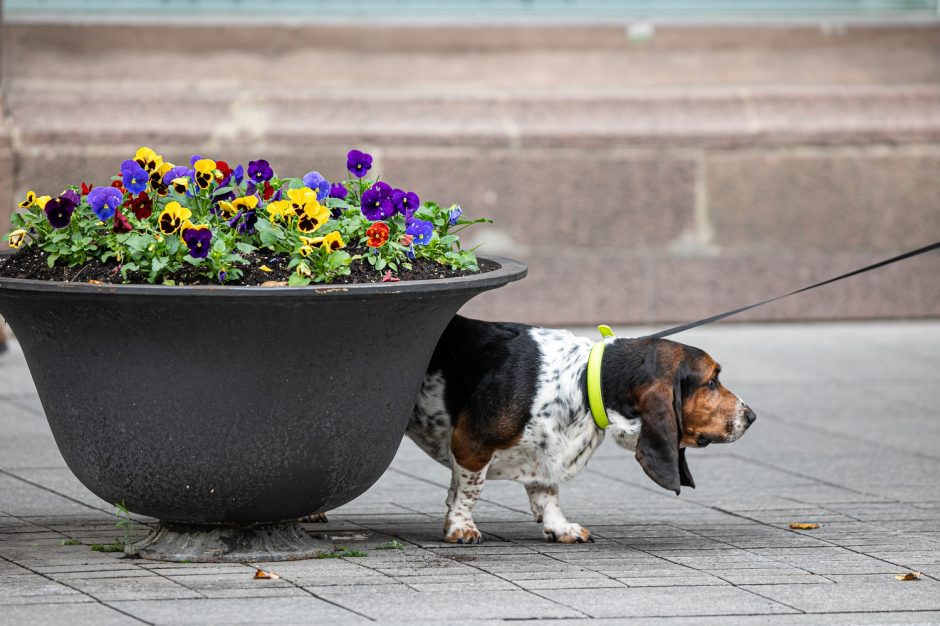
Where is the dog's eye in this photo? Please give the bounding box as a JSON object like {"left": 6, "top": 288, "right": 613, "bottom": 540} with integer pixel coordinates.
{"left": 706, "top": 379, "right": 717, "bottom": 390}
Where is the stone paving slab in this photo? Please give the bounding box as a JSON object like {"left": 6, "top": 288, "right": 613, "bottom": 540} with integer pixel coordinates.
{"left": 0, "top": 322, "right": 938, "bottom": 623}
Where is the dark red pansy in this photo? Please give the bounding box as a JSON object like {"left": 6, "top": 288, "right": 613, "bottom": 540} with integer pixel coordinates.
{"left": 81, "top": 182, "right": 93, "bottom": 195}
{"left": 129, "top": 192, "right": 153, "bottom": 219}
{"left": 112, "top": 210, "right": 133, "bottom": 234}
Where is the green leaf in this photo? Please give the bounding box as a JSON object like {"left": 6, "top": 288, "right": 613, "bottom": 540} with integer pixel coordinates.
{"left": 235, "top": 242, "right": 257, "bottom": 254}
{"left": 46, "top": 254, "right": 59, "bottom": 268}
{"left": 212, "top": 186, "right": 233, "bottom": 197}
{"left": 288, "top": 273, "right": 311, "bottom": 287}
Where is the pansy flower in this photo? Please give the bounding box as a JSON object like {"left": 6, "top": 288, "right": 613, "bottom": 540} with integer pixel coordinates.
{"left": 448, "top": 205, "right": 463, "bottom": 226}
{"left": 329, "top": 182, "right": 348, "bottom": 200}
{"left": 215, "top": 160, "right": 233, "bottom": 185}
{"left": 112, "top": 210, "right": 133, "bottom": 234}
{"left": 265, "top": 200, "right": 292, "bottom": 222}
{"left": 346, "top": 149, "right": 373, "bottom": 178}
{"left": 150, "top": 163, "right": 173, "bottom": 196}
{"left": 366, "top": 221, "right": 390, "bottom": 248}
{"left": 8, "top": 229, "right": 28, "bottom": 249}
{"left": 170, "top": 177, "right": 190, "bottom": 195}
{"left": 361, "top": 182, "right": 394, "bottom": 220}
{"left": 236, "top": 210, "right": 257, "bottom": 234}
{"left": 392, "top": 189, "right": 419, "bottom": 218}
{"left": 163, "top": 165, "right": 191, "bottom": 187}
{"left": 217, "top": 195, "right": 258, "bottom": 219}
{"left": 80, "top": 182, "right": 93, "bottom": 195}
{"left": 158, "top": 201, "right": 193, "bottom": 235}
{"left": 182, "top": 225, "right": 212, "bottom": 259}
{"left": 247, "top": 159, "right": 273, "bottom": 183}
{"left": 60, "top": 189, "right": 80, "bottom": 206}
{"left": 35, "top": 195, "right": 52, "bottom": 209}
{"left": 110, "top": 180, "right": 126, "bottom": 194}
{"left": 18, "top": 191, "right": 37, "bottom": 209}
{"left": 305, "top": 231, "right": 345, "bottom": 252}
{"left": 122, "top": 161, "right": 149, "bottom": 194}
{"left": 193, "top": 159, "right": 217, "bottom": 189}
{"left": 44, "top": 196, "right": 77, "bottom": 229}
{"left": 134, "top": 147, "right": 163, "bottom": 172}
{"left": 87, "top": 186, "right": 123, "bottom": 221}
{"left": 128, "top": 192, "right": 153, "bottom": 219}
{"left": 405, "top": 217, "right": 434, "bottom": 246}
{"left": 301, "top": 171, "right": 331, "bottom": 201}
{"left": 296, "top": 201, "right": 330, "bottom": 233}
{"left": 286, "top": 187, "right": 317, "bottom": 215}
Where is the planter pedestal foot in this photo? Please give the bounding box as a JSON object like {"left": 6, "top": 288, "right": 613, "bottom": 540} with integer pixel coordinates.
{"left": 128, "top": 521, "right": 330, "bottom": 563}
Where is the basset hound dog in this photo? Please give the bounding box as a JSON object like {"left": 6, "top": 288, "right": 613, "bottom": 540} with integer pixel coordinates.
{"left": 407, "top": 315, "right": 756, "bottom": 544}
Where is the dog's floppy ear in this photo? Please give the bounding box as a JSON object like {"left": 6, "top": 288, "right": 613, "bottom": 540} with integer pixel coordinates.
{"left": 635, "top": 371, "right": 694, "bottom": 494}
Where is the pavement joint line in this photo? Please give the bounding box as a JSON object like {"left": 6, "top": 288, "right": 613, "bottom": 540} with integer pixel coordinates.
{"left": 0, "top": 550, "right": 155, "bottom": 624}
{"left": 754, "top": 407, "right": 940, "bottom": 463}
{"left": 351, "top": 518, "right": 595, "bottom": 619}
{"left": 0, "top": 468, "right": 116, "bottom": 516}
{"left": 725, "top": 451, "right": 929, "bottom": 501}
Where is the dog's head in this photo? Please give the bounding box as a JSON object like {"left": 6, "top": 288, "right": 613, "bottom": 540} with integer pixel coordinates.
{"left": 601, "top": 338, "right": 755, "bottom": 494}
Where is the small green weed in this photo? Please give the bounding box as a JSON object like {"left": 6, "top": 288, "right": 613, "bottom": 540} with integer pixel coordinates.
{"left": 90, "top": 543, "right": 125, "bottom": 553}
{"left": 317, "top": 546, "right": 367, "bottom": 559}
{"left": 59, "top": 538, "right": 81, "bottom": 546}
{"left": 375, "top": 540, "right": 405, "bottom": 550}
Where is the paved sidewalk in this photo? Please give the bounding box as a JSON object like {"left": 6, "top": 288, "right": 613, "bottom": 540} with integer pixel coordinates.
{"left": 1, "top": 321, "right": 939, "bottom": 625}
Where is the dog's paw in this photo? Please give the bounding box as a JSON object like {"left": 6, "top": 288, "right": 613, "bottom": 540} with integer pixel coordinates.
{"left": 544, "top": 523, "right": 593, "bottom": 544}
{"left": 444, "top": 518, "right": 483, "bottom": 544}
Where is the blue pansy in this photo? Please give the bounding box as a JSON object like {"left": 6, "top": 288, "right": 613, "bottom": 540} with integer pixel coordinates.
{"left": 86, "top": 187, "right": 123, "bottom": 221}
{"left": 302, "top": 171, "right": 331, "bottom": 201}
{"left": 405, "top": 217, "right": 434, "bottom": 246}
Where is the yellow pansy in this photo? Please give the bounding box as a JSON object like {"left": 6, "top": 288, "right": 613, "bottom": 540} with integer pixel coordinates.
{"left": 7, "top": 229, "right": 28, "bottom": 249}
{"left": 193, "top": 159, "right": 217, "bottom": 189}
{"left": 171, "top": 177, "right": 190, "bottom": 195}
{"left": 266, "top": 200, "right": 292, "bottom": 222}
{"left": 134, "top": 147, "right": 163, "bottom": 172}
{"left": 150, "top": 162, "right": 173, "bottom": 195}
{"left": 18, "top": 191, "right": 37, "bottom": 209}
{"left": 302, "top": 231, "right": 344, "bottom": 252}
{"left": 158, "top": 201, "right": 193, "bottom": 235}
{"left": 296, "top": 200, "right": 329, "bottom": 234}
{"left": 286, "top": 187, "right": 317, "bottom": 215}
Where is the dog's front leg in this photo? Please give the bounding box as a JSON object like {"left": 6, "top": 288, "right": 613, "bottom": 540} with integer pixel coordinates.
{"left": 525, "top": 483, "right": 593, "bottom": 544}
{"left": 444, "top": 456, "right": 488, "bottom": 544}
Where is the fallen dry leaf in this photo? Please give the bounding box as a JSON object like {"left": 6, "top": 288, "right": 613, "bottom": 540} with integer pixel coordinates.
{"left": 253, "top": 569, "right": 280, "bottom": 580}
{"left": 260, "top": 281, "right": 288, "bottom": 287}
{"left": 896, "top": 572, "right": 921, "bottom": 581}
{"left": 789, "top": 523, "right": 820, "bottom": 530}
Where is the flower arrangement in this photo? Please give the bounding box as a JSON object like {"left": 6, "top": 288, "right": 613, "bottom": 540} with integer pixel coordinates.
{"left": 4, "top": 148, "right": 488, "bottom": 286}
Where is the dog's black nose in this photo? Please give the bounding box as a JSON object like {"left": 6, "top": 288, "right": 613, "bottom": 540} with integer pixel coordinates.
{"left": 744, "top": 407, "right": 757, "bottom": 425}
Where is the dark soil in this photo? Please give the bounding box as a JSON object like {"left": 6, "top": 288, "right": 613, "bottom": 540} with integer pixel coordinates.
{"left": 0, "top": 246, "right": 499, "bottom": 286}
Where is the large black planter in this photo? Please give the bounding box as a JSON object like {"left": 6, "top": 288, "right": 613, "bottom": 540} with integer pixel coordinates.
{"left": 0, "top": 256, "right": 526, "bottom": 561}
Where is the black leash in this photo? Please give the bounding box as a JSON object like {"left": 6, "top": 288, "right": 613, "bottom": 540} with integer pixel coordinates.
{"left": 644, "top": 239, "right": 940, "bottom": 340}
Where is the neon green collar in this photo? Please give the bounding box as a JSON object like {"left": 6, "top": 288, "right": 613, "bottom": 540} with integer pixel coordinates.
{"left": 587, "top": 324, "right": 615, "bottom": 430}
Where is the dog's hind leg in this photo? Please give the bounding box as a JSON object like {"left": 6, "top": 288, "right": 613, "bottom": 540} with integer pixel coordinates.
{"left": 525, "top": 484, "right": 593, "bottom": 544}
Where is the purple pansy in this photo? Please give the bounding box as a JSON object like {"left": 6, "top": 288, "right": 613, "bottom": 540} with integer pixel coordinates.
{"left": 329, "top": 182, "right": 348, "bottom": 200}
{"left": 392, "top": 189, "right": 419, "bottom": 218}
{"left": 405, "top": 217, "right": 434, "bottom": 246}
{"left": 232, "top": 164, "right": 244, "bottom": 185}
{"left": 87, "top": 187, "right": 123, "bottom": 221}
{"left": 346, "top": 149, "right": 373, "bottom": 179}
{"left": 302, "top": 171, "right": 331, "bottom": 201}
{"left": 228, "top": 210, "right": 258, "bottom": 235}
{"left": 448, "top": 205, "right": 463, "bottom": 226}
{"left": 122, "top": 162, "right": 149, "bottom": 194}
{"left": 60, "top": 189, "right": 80, "bottom": 206}
{"left": 360, "top": 181, "right": 395, "bottom": 221}
{"left": 247, "top": 159, "right": 273, "bottom": 183}
{"left": 189, "top": 154, "right": 203, "bottom": 166}
{"left": 182, "top": 227, "right": 212, "bottom": 259}
{"left": 162, "top": 165, "right": 192, "bottom": 187}
{"left": 44, "top": 196, "right": 76, "bottom": 230}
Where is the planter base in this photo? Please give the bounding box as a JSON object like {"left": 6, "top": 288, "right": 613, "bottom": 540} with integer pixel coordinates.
{"left": 128, "top": 521, "right": 330, "bottom": 563}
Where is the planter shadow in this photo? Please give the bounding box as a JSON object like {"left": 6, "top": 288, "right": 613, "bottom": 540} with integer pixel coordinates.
{"left": 0, "top": 255, "right": 526, "bottom": 562}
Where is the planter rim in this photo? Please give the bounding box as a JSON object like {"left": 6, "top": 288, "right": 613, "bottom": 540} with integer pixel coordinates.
{"left": 0, "top": 254, "right": 526, "bottom": 298}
